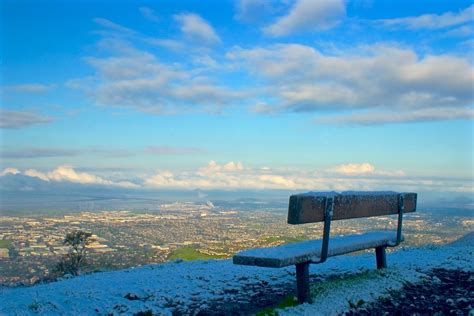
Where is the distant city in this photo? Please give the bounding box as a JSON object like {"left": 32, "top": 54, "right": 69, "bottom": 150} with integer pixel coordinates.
{"left": 1, "top": 200, "right": 472, "bottom": 286}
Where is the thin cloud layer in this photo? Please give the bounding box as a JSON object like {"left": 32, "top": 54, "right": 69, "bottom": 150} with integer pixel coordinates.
{"left": 234, "top": 0, "right": 275, "bottom": 24}
{"left": 139, "top": 6, "right": 160, "bottom": 23}
{"left": 93, "top": 18, "right": 137, "bottom": 35}
{"left": 263, "top": 0, "right": 345, "bottom": 36}
{"left": 380, "top": 5, "right": 474, "bottom": 30}
{"left": 0, "top": 109, "right": 54, "bottom": 129}
{"left": 174, "top": 13, "right": 221, "bottom": 44}
{"left": 2, "top": 146, "right": 207, "bottom": 159}
{"left": 3, "top": 83, "right": 56, "bottom": 93}
{"left": 316, "top": 107, "right": 474, "bottom": 125}
{"left": 146, "top": 146, "right": 206, "bottom": 155}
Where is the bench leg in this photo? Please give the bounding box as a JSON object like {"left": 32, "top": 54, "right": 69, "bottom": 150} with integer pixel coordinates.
{"left": 296, "top": 262, "right": 311, "bottom": 303}
{"left": 375, "top": 246, "right": 387, "bottom": 269}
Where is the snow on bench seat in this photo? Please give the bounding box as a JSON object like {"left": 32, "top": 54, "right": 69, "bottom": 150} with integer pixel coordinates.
{"left": 233, "top": 231, "right": 401, "bottom": 268}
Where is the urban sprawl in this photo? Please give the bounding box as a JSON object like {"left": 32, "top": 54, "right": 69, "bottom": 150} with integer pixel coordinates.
{"left": 0, "top": 201, "right": 472, "bottom": 286}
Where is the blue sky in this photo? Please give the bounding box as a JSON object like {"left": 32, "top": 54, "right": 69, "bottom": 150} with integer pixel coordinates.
{"left": 0, "top": 0, "right": 473, "bottom": 194}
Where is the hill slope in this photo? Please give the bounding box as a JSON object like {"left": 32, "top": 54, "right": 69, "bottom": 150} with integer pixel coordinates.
{"left": 1, "top": 232, "right": 473, "bottom": 315}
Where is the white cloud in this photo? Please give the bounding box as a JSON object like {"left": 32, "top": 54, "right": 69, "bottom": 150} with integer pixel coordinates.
{"left": 146, "top": 38, "right": 185, "bottom": 51}
{"left": 2, "top": 148, "right": 80, "bottom": 159}
{"left": 442, "top": 25, "right": 474, "bottom": 38}
{"left": 0, "top": 168, "right": 20, "bottom": 176}
{"left": 75, "top": 39, "right": 241, "bottom": 114}
{"left": 23, "top": 166, "right": 139, "bottom": 188}
{"left": 146, "top": 146, "right": 206, "bottom": 155}
{"left": 331, "top": 163, "right": 405, "bottom": 177}
{"left": 144, "top": 160, "right": 409, "bottom": 190}
{"left": 223, "top": 161, "right": 244, "bottom": 172}
{"left": 93, "top": 18, "right": 137, "bottom": 35}
{"left": 316, "top": 107, "right": 474, "bottom": 125}
{"left": 234, "top": 0, "right": 275, "bottom": 23}
{"left": 0, "top": 109, "right": 54, "bottom": 129}
{"left": 174, "top": 13, "right": 221, "bottom": 44}
{"left": 228, "top": 43, "right": 474, "bottom": 123}
{"left": 197, "top": 160, "right": 244, "bottom": 175}
{"left": 380, "top": 5, "right": 474, "bottom": 30}
{"left": 76, "top": 15, "right": 473, "bottom": 123}
{"left": 263, "top": 0, "right": 346, "bottom": 36}
{"left": 3, "top": 84, "right": 56, "bottom": 93}
{"left": 139, "top": 6, "right": 160, "bottom": 23}
{"left": 250, "top": 102, "right": 277, "bottom": 115}
{"left": 332, "top": 163, "right": 375, "bottom": 175}
{"left": 24, "top": 169, "right": 49, "bottom": 181}
{"left": 2, "top": 163, "right": 469, "bottom": 193}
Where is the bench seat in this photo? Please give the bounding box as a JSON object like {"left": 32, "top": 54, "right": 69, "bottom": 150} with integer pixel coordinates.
{"left": 233, "top": 231, "right": 402, "bottom": 268}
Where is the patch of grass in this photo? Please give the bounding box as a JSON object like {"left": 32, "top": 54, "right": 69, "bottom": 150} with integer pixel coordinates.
{"left": 0, "top": 240, "right": 12, "bottom": 249}
{"left": 311, "top": 269, "right": 388, "bottom": 302}
{"left": 168, "top": 247, "right": 225, "bottom": 261}
{"left": 256, "top": 295, "right": 299, "bottom": 316}
{"left": 256, "top": 269, "right": 390, "bottom": 315}
{"left": 261, "top": 236, "right": 307, "bottom": 244}
{"left": 282, "top": 236, "right": 307, "bottom": 243}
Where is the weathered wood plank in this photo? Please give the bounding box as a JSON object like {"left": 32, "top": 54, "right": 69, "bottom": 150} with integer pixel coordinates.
{"left": 288, "top": 191, "right": 417, "bottom": 224}
{"left": 233, "top": 231, "right": 400, "bottom": 268}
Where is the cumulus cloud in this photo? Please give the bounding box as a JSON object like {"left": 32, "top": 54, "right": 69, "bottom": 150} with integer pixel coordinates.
{"left": 263, "top": 0, "right": 346, "bottom": 36}
{"left": 331, "top": 163, "right": 405, "bottom": 176}
{"left": 228, "top": 43, "right": 474, "bottom": 123}
{"left": 3, "top": 83, "right": 56, "bottom": 93}
{"left": 0, "top": 109, "right": 54, "bottom": 129}
{"left": 380, "top": 5, "right": 474, "bottom": 30}
{"left": 197, "top": 161, "right": 244, "bottom": 175}
{"left": 75, "top": 14, "right": 473, "bottom": 123}
{"left": 74, "top": 39, "right": 241, "bottom": 114}
{"left": 332, "top": 163, "right": 375, "bottom": 175}
{"left": 23, "top": 166, "right": 139, "bottom": 188}
{"left": 174, "top": 13, "right": 221, "bottom": 44}
{"left": 2, "top": 163, "right": 469, "bottom": 193}
{"left": 144, "top": 160, "right": 412, "bottom": 190}
{"left": 0, "top": 168, "right": 20, "bottom": 176}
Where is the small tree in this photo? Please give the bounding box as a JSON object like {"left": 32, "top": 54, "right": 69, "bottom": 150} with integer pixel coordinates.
{"left": 55, "top": 230, "right": 94, "bottom": 276}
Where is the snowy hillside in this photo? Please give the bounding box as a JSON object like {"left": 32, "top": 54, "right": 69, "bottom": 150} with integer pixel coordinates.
{"left": 1, "top": 232, "right": 473, "bottom": 315}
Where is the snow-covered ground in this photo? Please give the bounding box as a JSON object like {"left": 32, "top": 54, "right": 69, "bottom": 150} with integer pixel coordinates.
{"left": 1, "top": 232, "right": 473, "bottom": 315}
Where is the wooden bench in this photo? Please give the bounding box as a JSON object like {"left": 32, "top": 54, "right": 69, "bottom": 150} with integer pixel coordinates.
{"left": 233, "top": 191, "right": 417, "bottom": 303}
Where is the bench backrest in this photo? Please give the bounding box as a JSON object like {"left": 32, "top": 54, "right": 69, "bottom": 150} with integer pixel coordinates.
{"left": 288, "top": 191, "right": 417, "bottom": 224}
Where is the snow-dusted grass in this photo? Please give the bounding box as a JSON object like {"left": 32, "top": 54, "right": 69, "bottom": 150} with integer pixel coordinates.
{"left": 279, "top": 233, "right": 474, "bottom": 315}
{"left": 1, "top": 233, "right": 472, "bottom": 315}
